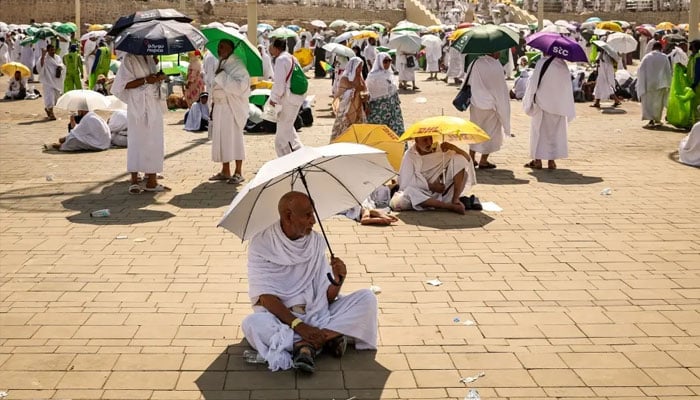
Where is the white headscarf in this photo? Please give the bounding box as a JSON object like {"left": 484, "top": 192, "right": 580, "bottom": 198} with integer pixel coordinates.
{"left": 341, "top": 56, "right": 363, "bottom": 81}
{"left": 370, "top": 52, "right": 391, "bottom": 74}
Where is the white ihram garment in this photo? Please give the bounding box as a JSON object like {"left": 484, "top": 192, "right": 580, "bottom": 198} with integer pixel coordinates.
{"left": 679, "top": 122, "right": 700, "bottom": 166}
{"left": 241, "top": 222, "right": 378, "bottom": 371}
{"left": 40, "top": 54, "right": 64, "bottom": 108}
{"left": 111, "top": 54, "right": 165, "bottom": 174}
{"left": 108, "top": 110, "right": 128, "bottom": 147}
{"left": 522, "top": 56, "right": 575, "bottom": 160}
{"left": 270, "top": 51, "right": 304, "bottom": 156}
{"left": 446, "top": 47, "right": 465, "bottom": 80}
{"left": 593, "top": 53, "right": 615, "bottom": 101}
{"left": 210, "top": 56, "right": 250, "bottom": 163}
{"left": 467, "top": 56, "right": 511, "bottom": 154}
{"left": 396, "top": 144, "right": 476, "bottom": 210}
{"left": 60, "top": 111, "right": 111, "bottom": 151}
{"left": 636, "top": 50, "right": 672, "bottom": 122}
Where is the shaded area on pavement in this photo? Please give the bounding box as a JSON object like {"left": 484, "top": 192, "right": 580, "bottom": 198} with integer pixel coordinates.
{"left": 527, "top": 168, "right": 604, "bottom": 185}
{"left": 396, "top": 210, "right": 494, "bottom": 229}
{"left": 169, "top": 182, "right": 239, "bottom": 209}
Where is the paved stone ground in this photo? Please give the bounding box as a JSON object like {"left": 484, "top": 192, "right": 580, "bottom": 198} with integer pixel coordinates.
{"left": 0, "top": 67, "right": 699, "bottom": 400}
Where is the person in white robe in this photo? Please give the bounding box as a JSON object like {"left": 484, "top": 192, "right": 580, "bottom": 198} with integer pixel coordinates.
{"left": 510, "top": 68, "right": 530, "bottom": 99}
{"left": 83, "top": 36, "right": 98, "bottom": 82}
{"left": 636, "top": 42, "right": 672, "bottom": 128}
{"left": 424, "top": 37, "right": 442, "bottom": 81}
{"left": 4, "top": 71, "right": 27, "bottom": 99}
{"left": 50, "top": 110, "right": 111, "bottom": 151}
{"left": 592, "top": 52, "right": 620, "bottom": 108}
{"left": 467, "top": 53, "right": 511, "bottom": 169}
{"left": 19, "top": 42, "right": 35, "bottom": 82}
{"left": 668, "top": 43, "right": 688, "bottom": 67}
{"left": 396, "top": 51, "right": 419, "bottom": 91}
{"left": 444, "top": 45, "right": 465, "bottom": 85}
{"left": 392, "top": 136, "right": 476, "bottom": 214}
{"left": 258, "top": 44, "right": 274, "bottom": 80}
{"left": 111, "top": 53, "right": 168, "bottom": 193}
{"left": 362, "top": 38, "right": 377, "bottom": 70}
{"left": 202, "top": 49, "right": 218, "bottom": 92}
{"left": 208, "top": 40, "right": 250, "bottom": 184}
{"left": 0, "top": 38, "right": 9, "bottom": 66}
{"left": 679, "top": 122, "right": 700, "bottom": 166}
{"left": 269, "top": 38, "right": 305, "bottom": 157}
{"left": 522, "top": 56, "right": 575, "bottom": 170}
{"left": 184, "top": 92, "right": 210, "bottom": 132}
{"left": 39, "top": 44, "right": 64, "bottom": 120}
{"left": 108, "top": 110, "right": 128, "bottom": 147}
{"left": 241, "top": 191, "right": 378, "bottom": 373}
{"left": 638, "top": 34, "right": 649, "bottom": 59}
{"left": 503, "top": 48, "right": 515, "bottom": 80}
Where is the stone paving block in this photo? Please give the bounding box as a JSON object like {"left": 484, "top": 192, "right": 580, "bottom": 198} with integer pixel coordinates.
{"left": 644, "top": 368, "right": 700, "bottom": 386}
{"left": 560, "top": 352, "right": 635, "bottom": 369}
{"left": 56, "top": 371, "right": 110, "bottom": 389}
{"left": 450, "top": 352, "right": 522, "bottom": 369}
{"left": 574, "top": 368, "right": 656, "bottom": 386}
{"left": 104, "top": 371, "right": 180, "bottom": 390}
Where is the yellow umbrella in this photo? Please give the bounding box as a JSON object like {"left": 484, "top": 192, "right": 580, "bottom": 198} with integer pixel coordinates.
{"left": 352, "top": 30, "right": 379, "bottom": 40}
{"left": 427, "top": 25, "right": 443, "bottom": 33}
{"left": 449, "top": 27, "right": 471, "bottom": 41}
{"left": 250, "top": 78, "right": 273, "bottom": 89}
{"left": 293, "top": 48, "right": 313, "bottom": 67}
{"left": 331, "top": 124, "right": 404, "bottom": 172}
{"left": 656, "top": 21, "right": 675, "bottom": 30}
{"left": 399, "top": 116, "right": 490, "bottom": 144}
{"left": 87, "top": 24, "right": 105, "bottom": 32}
{"left": 596, "top": 21, "right": 623, "bottom": 32}
{"left": 1, "top": 62, "right": 31, "bottom": 78}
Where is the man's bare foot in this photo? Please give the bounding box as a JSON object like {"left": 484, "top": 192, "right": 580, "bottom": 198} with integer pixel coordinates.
{"left": 548, "top": 160, "right": 556, "bottom": 169}
{"left": 51, "top": 143, "right": 61, "bottom": 150}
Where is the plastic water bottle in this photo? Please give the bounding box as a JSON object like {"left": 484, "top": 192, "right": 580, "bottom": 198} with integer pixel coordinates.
{"left": 466, "top": 389, "right": 480, "bottom": 400}
{"left": 243, "top": 350, "right": 267, "bottom": 364}
{"left": 90, "top": 209, "right": 110, "bottom": 218}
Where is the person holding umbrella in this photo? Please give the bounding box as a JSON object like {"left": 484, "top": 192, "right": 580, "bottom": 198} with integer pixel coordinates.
{"left": 111, "top": 53, "right": 167, "bottom": 193}
{"left": 466, "top": 52, "right": 511, "bottom": 169}
{"left": 208, "top": 39, "right": 250, "bottom": 184}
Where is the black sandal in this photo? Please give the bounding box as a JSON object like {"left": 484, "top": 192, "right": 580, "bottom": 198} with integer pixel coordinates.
{"left": 292, "top": 344, "right": 316, "bottom": 373}
{"left": 324, "top": 335, "right": 347, "bottom": 358}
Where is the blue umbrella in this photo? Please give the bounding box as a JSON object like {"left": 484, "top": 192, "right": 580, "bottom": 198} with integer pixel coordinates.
{"left": 286, "top": 25, "right": 302, "bottom": 32}
{"left": 114, "top": 19, "right": 207, "bottom": 55}
{"left": 526, "top": 32, "right": 587, "bottom": 63}
{"left": 108, "top": 8, "right": 192, "bottom": 37}
{"left": 585, "top": 17, "right": 601, "bottom": 23}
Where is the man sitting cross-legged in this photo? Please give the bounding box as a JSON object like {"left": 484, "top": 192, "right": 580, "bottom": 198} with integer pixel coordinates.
{"left": 391, "top": 136, "right": 476, "bottom": 214}
{"left": 241, "top": 191, "right": 378, "bottom": 373}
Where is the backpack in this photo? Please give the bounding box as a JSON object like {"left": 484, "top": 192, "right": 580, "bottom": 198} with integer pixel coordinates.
{"left": 286, "top": 58, "right": 308, "bottom": 95}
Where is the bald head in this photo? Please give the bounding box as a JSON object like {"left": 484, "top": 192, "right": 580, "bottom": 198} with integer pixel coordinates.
{"left": 278, "top": 191, "right": 315, "bottom": 240}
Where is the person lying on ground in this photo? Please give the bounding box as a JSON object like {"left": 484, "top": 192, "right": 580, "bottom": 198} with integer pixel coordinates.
{"left": 48, "top": 109, "right": 111, "bottom": 152}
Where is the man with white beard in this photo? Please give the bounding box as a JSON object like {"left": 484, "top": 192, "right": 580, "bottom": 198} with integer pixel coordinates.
{"left": 636, "top": 42, "right": 672, "bottom": 128}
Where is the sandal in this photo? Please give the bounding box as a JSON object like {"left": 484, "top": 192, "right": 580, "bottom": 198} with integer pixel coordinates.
{"left": 128, "top": 184, "right": 143, "bottom": 194}
{"left": 524, "top": 160, "right": 542, "bottom": 169}
{"left": 613, "top": 102, "right": 622, "bottom": 107}
{"left": 227, "top": 174, "right": 245, "bottom": 185}
{"left": 208, "top": 172, "right": 231, "bottom": 181}
{"left": 324, "top": 335, "right": 347, "bottom": 358}
{"left": 548, "top": 161, "right": 557, "bottom": 170}
{"left": 143, "top": 184, "right": 171, "bottom": 192}
{"left": 292, "top": 344, "right": 316, "bottom": 373}
{"left": 478, "top": 162, "right": 497, "bottom": 169}
{"left": 590, "top": 103, "right": 600, "bottom": 108}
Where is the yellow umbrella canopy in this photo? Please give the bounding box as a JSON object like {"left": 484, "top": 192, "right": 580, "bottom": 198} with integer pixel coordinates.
{"left": 1, "top": 62, "right": 31, "bottom": 77}
{"left": 293, "top": 48, "right": 313, "bottom": 67}
{"left": 656, "top": 21, "right": 675, "bottom": 30}
{"left": 352, "top": 30, "right": 379, "bottom": 40}
{"left": 87, "top": 24, "right": 105, "bottom": 32}
{"left": 596, "top": 21, "right": 623, "bottom": 32}
{"left": 399, "top": 116, "right": 490, "bottom": 144}
{"left": 331, "top": 124, "right": 404, "bottom": 172}
{"left": 449, "top": 27, "right": 471, "bottom": 41}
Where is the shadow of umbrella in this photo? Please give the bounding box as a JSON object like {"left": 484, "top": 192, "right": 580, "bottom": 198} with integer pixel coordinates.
{"left": 475, "top": 169, "right": 530, "bottom": 185}
{"left": 396, "top": 210, "right": 494, "bottom": 229}
{"left": 169, "top": 181, "right": 239, "bottom": 209}
{"left": 527, "top": 168, "right": 603, "bottom": 185}
{"left": 62, "top": 181, "right": 175, "bottom": 225}
{"left": 195, "top": 340, "right": 391, "bottom": 399}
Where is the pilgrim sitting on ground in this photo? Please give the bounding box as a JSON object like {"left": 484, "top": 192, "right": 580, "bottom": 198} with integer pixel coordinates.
{"left": 47, "top": 109, "right": 111, "bottom": 152}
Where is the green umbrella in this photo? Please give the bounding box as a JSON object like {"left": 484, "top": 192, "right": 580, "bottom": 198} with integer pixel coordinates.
{"left": 376, "top": 46, "right": 396, "bottom": 56}
{"left": 25, "top": 26, "right": 39, "bottom": 36}
{"left": 35, "top": 27, "right": 59, "bottom": 39}
{"left": 369, "top": 23, "right": 386, "bottom": 32}
{"left": 56, "top": 22, "right": 78, "bottom": 34}
{"left": 451, "top": 24, "right": 519, "bottom": 54}
{"left": 249, "top": 88, "right": 271, "bottom": 106}
{"left": 268, "top": 27, "right": 298, "bottom": 39}
{"left": 202, "top": 27, "right": 263, "bottom": 77}
{"left": 20, "top": 36, "right": 38, "bottom": 46}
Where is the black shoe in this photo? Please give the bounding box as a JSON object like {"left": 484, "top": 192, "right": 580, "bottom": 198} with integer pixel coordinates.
{"left": 459, "top": 195, "right": 482, "bottom": 211}
{"left": 292, "top": 344, "right": 316, "bottom": 373}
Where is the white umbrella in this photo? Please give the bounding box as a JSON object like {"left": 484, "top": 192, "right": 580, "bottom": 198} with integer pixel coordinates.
{"left": 218, "top": 143, "right": 395, "bottom": 244}
{"left": 311, "top": 20, "right": 327, "bottom": 28}
{"left": 592, "top": 40, "right": 621, "bottom": 62}
{"left": 80, "top": 30, "right": 106, "bottom": 41}
{"left": 55, "top": 90, "right": 110, "bottom": 112}
{"left": 388, "top": 31, "right": 422, "bottom": 53}
{"left": 204, "top": 22, "right": 225, "bottom": 29}
{"left": 606, "top": 32, "right": 638, "bottom": 54}
{"left": 541, "top": 24, "right": 570, "bottom": 34}
{"left": 105, "top": 95, "right": 128, "bottom": 111}
{"left": 421, "top": 34, "right": 442, "bottom": 46}
{"left": 223, "top": 22, "right": 240, "bottom": 30}
{"left": 329, "top": 20, "right": 348, "bottom": 29}
{"left": 322, "top": 42, "right": 355, "bottom": 58}
{"left": 334, "top": 30, "right": 360, "bottom": 43}
{"left": 269, "top": 27, "right": 298, "bottom": 39}
{"left": 345, "top": 22, "right": 360, "bottom": 31}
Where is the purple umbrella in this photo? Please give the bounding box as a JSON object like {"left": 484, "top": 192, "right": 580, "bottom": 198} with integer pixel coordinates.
{"left": 526, "top": 32, "right": 588, "bottom": 63}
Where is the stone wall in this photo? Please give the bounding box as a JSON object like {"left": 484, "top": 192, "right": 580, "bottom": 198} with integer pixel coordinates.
{"left": 0, "top": 0, "right": 406, "bottom": 27}
{"left": 545, "top": 10, "right": 691, "bottom": 24}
